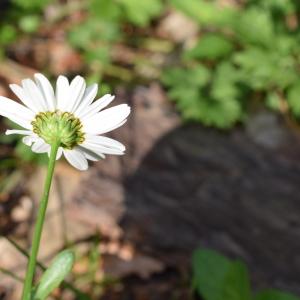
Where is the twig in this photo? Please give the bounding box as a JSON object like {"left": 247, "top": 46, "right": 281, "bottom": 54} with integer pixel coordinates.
{"left": 0, "top": 267, "right": 23, "bottom": 282}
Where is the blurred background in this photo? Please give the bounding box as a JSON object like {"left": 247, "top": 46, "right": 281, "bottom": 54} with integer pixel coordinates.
{"left": 1, "top": 0, "right": 300, "bottom": 299}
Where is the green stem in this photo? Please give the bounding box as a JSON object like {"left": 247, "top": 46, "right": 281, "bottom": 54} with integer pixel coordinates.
{"left": 21, "top": 139, "right": 60, "bottom": 300}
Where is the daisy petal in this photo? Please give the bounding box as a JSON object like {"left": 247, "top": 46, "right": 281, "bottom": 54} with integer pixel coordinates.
{"left": 63, "top": 148, "right": 88, "bottom": 171}
{"left": 22, "top": 79, "right": 48, "bottom": 112}
{"left": 56, "top": 147, "right": 63, "bottom": 160}
{"left": 82, "top": 104, "right": 130, "bottom": 135}
{"left": 78, "top": 146, "right": 105, "bottom": 161}
{"left": 66, "top": 76, "right": 86, "bottom": 113}
{"left": 0, "top": 96, "right": 34, "bottom": 129}
{"left": 6, "top": 129, "right": 32, "bottom": 135}
{"left": 48, "top": 146, "right": 63, "bottom": 160}
{"left": 79, "top": 94, "right": 115, "bottom": 120}
{"left": 56, "top": 75, "right": 70, "bottom": 111}
{"left": 9, "top": 84, "right": 38, "bottom": 113}
{"left": 23, "top": 135, "right": 38, "bottom": 146}
{"left": 74, "top": 84, "right": 98, "bottom": 117}
{"left": 34, "top": 73, "right": 56, "bottom": 110}
{"left": 81, "top": 142, "right": 124, "bottom": 155}
{"left": 31, "top": 138, "right": 50, "bottom": 153}
{"left": 85, "top": 135, "right": 125, "bottom": 151}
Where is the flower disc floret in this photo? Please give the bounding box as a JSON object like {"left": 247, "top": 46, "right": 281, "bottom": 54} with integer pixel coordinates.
{"left": 32, "top": 110, "right": 85, "bottom": 149}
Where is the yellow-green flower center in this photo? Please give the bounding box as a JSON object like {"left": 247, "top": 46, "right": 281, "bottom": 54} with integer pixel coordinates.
{"left": 31, "top": 111, "right": 85, "bottom": 149}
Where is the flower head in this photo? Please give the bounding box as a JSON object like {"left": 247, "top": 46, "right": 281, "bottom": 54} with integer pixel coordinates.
{"left": 1, "top": 74, "right": 130, "bottom": 170}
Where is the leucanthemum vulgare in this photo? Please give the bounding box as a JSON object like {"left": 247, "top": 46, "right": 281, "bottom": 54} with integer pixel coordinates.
{"left": 0, "top": 73, "right": 130, "bottom": 170}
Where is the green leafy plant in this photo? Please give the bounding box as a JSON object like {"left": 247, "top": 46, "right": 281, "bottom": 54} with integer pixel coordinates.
{"left": 192, "top": 248, "right": 299, "bottom": 300}
{"left": 164, "top": 0, "right": 300, "bottom": 128}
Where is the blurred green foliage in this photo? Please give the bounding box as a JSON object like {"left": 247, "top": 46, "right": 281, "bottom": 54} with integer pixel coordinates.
{"left": 67, "top": 0, "right": 300, "bottom": 128}
{"left": 0, "top": 0, "right": 49, "bottom": 55}
{"left": 192, "top": 248, "right": 300, "bottom": 300}
{"left": 165, "top": 0, "right": 300, "bottom": 128}
{"left": 3, "top": 0, "right": 299, "bottom": 129}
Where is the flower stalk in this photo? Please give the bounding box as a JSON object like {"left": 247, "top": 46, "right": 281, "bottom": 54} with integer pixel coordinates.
{"left": 21, "top": 138, "right": 60, "bottom": 300}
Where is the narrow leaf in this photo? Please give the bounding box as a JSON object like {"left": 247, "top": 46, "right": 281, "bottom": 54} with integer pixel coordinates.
{"left": 34, "top": 249, "right": 75, "bottom": 300}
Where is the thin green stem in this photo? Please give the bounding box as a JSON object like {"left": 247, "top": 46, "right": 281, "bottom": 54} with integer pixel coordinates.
{"left": 21, "top": 139, "right": 60, "bottom": 300}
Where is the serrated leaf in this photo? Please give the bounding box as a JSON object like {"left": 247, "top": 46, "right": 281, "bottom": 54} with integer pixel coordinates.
{"left": 68, "top": 18, "right": 120, "bottom": 48}
{"left": 254, "top": 289, "right": 300, "bottom": 300}
{"left": 119, "top": 0, "right": 162, "bottom": 27}
{"left": 234, "top": 47, "right": 296, "bottom": 90}
{"left": 163, "top": 64, "right": 242, "bottom": 128}
{"left": 162, "top": 65, "right": 211, "bottom": 90}
{"left": 235, "top": 8, "right": 274, "bottom": 47}
{"left": 211, "top": 62, "right": 241, "bottom": 100}
{"left": 287, "top": 81, "right": 300, "bottom": 117}
{"left": 186, "top": 34, "right": 234, "bottom": 60}
{"left": 34, "top": 249, "right": 75, "bottom": 300}
{"left": 197, "top": 96, "right": 242, "bottom": 129}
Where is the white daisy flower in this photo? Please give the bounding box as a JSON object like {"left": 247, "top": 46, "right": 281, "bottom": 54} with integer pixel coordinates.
{"left": 0, "top": 74, "right": 130, "bottom": 171}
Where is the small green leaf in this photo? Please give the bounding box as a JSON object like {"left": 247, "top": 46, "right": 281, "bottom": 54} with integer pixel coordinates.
{"left": 120, "top": 0, "right": 162, "bottom": 27}
{"left": 34, "top": 249, "right": 75, "bottom": 300}
{"left": 185, "top": 34, "right": 234, "bottom": 60}
{"left": 254, "top": 289, "right": 300, "bottom": 300}
{"left": 222, "top": 261, "right": 252, "bottom": 300}
{"left": 192, "top": 248, "right": 231, "bottom": 300}
{"left": 19, "top": 15, "right": 41, "bottom": 33}
{"left": 89, "top": 0, "right": 121, "bottom": 21}
{"left": 192, "top": 249, "right": 251, "bottom": 300}
{"left": 162, "top": 65, "right": 211, "bottom": 89}
{"left": 170, "top": 0, "right": 237, "bottom": 27}
{"left": 235, "top": 8, "right": 274, "bottom": 47}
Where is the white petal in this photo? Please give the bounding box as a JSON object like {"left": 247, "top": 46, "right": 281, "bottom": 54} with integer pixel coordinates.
{"left": 31, "top": 138, "right": 50, "bottom": 153}
{"left": 63, "top": 148, "right": 88, "bottom": 171}
{"left": 78, "top": 146, "right": 105, "bottom": 161}
{"left": 74, "top": 84, "right": 98, "bottom": 117}
{"left": 65, "top": 76, "right": 86, "bottom": 113}
{"left": 79, "top": 94, "right": 115, "bottom": 120}
{"left": 9, "top": 84, "right": 38, "bottom": 113}
{"left": 82, "top": 104, "right": 130, "bottom": 135}
{"left": 48, "top": 146, "right": 63, "bottom": 160}
{"left": 0, "top": 96, "right": 34, "bottom": 129}
{"left": 81, "top": 142, "right": 124, "bottom": 155}
{"left": 56, "top": 75, "right": 70, "bottom": 111}
{"left": 23, "top": 135, "right": 38, "bottom": 146}
{"left": 34, "top": 73, "right": 56, "bottom": 110}
{"left": 85, "top": 135, "right": 125, "bottom": 151}
{"left": 56, "top": 147, "right": 63, "bottom": 160}
{"left": 22, "top": 79, "right": 48, "bottom": 112}
{"left": 6, "top": 129, "right": 32, "bottom": 135}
